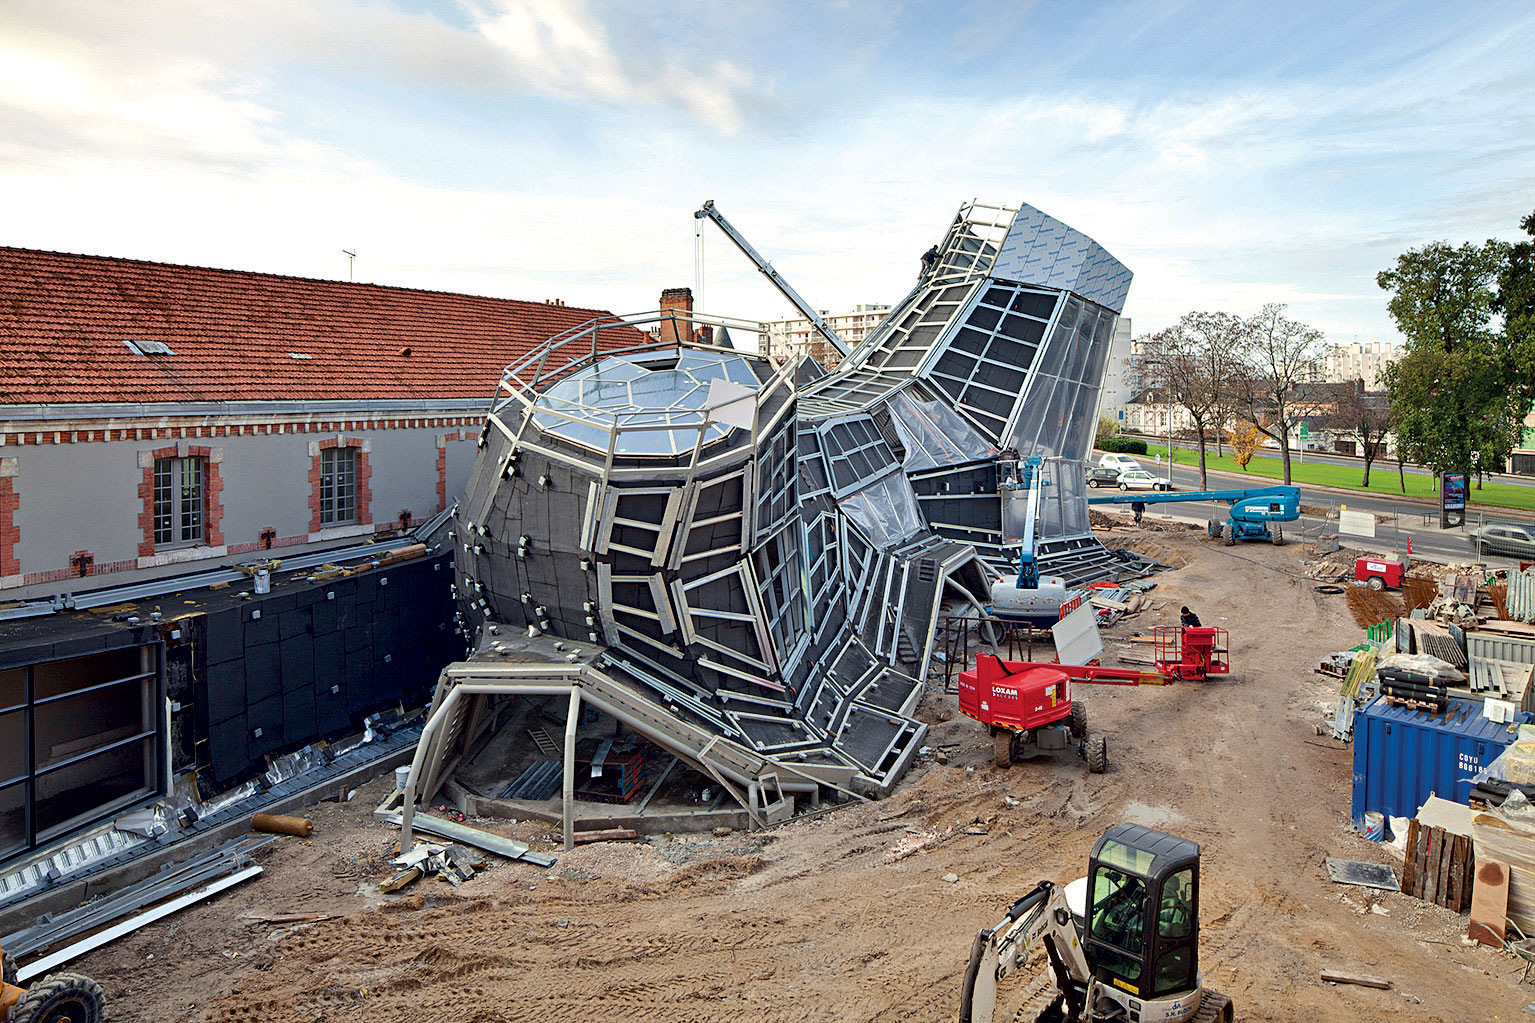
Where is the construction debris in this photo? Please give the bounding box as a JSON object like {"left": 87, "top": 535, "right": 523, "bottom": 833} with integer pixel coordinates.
{"left": 378, "top": 810, "right": 557, "bottom": 868}
{"left": 1324, "top": 858, "right": 1399, "bottom": 891}
{"left": 1401, "top": 819, "right": 1473, "bottom": 910}
{"left": 3, "top": 837, "right": 266, "bottom": 982}
{"left": 383, "top": 842, "right": 489, "bottom": 891}
{"left": 571, "top": 828, "right": 639, "bottom": 845}
{"left": 1320, "top": 970, "right": 1392, "bottom": 990}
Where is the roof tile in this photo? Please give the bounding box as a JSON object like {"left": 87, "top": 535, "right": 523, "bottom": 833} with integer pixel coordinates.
{"left": 0, "top": 246, "right": 639, "bottom": 405}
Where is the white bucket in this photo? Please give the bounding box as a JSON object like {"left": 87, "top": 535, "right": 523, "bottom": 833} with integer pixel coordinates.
{"left": 254, "top": 568, "right": 271, "bottom": 594}
{"left": 1362, "top": 811, "right": 1385, "bottom": 841}
{"left": 395, "top": 765, "right": 411, "bottom": 791}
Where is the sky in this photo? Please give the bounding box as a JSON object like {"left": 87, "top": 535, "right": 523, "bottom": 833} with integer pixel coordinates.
{"left": 2, "top": 1, "right": 1532, "bottom": 346}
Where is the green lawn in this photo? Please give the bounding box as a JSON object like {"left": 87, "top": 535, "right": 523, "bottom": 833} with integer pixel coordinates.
{"left": 1133, "top": 443, "right": 1535, "bottom": 513}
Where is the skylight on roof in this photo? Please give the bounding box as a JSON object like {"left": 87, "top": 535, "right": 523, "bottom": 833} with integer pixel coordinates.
{"left": 123, "top": 338, "right": 175, "bottom": 356}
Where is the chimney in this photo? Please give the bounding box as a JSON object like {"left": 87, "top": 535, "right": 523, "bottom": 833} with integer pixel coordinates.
{"left": 659, "top": 287, "right": 693, "bottom": 347}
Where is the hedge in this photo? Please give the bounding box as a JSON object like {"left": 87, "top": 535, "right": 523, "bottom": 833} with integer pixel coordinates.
{"left": 1100, "top": 436, "right": 1148, "bottom": 455}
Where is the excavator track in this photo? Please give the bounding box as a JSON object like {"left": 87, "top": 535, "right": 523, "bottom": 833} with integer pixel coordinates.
{"left": 1189, "top": 988, "right": 1234, "bottom": 1023}
{"left": 1009, "top": 971, "right": 1064, "bottom": 1023}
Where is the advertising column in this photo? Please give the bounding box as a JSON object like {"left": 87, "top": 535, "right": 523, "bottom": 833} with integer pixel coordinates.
{"left": 1441, "top": 472, "right": 1467, "bottom": 529}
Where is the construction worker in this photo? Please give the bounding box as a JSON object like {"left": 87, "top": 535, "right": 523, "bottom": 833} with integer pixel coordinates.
{"left": 1180, "top": 606, "right": 1201, "bottom": 628}
{"left": 920, "top": 244, "right": 940, "bottom": 277}
{"left": 1131, "top": 500, "right": 1145, "bottom": 526}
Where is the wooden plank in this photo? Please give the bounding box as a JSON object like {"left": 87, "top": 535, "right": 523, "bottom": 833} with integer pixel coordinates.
{"left": 1418, "top": 829, "right": 1430, "bottom": 903}
{"left": 1320, "top": 970, "right": 1391, "bottom": 990}
{"left": 1469, "top": 859, "right": 1511, "bottom": 946}
{"left": 1401, "top": 819, "right": 1420, "bottom": 897}
{"left": 1447, "top": 833, "right": 1464, "bottom": 911}
{"left": 1463, "top": 837, "right": 1477, "bottom": 913}
{"left": 1437, "top": 826, "right": 1455, "bottom": 908}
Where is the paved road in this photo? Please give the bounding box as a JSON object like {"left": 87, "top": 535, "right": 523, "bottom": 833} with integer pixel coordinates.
{"left": 1089, "top": 461, "right": 1530, "bottom": 572}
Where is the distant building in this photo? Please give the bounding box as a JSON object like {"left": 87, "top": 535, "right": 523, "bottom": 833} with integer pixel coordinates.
{"left": 758, "top": 303, "right": 891, "bottom": 365}
{"left": 1512, "top": 404, "right": 1535, "bottom": 476}
{"left": 1093, "top": 317, "right": 1136, "bottom": 425}
{"left": 1318, "top": 341, "right": 1398, "bottom": 389}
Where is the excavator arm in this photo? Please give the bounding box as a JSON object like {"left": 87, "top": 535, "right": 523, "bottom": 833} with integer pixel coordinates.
{"left": 959, "top": 880, "right": 1092, "bottom": 1023}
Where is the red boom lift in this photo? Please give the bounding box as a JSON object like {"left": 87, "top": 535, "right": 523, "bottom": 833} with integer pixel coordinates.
{"left": 958, "top": 625, "right": 1229, "bottom": 770}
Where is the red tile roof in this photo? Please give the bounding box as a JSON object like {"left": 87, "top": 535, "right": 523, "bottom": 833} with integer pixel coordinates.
{"left": 0, "top": 246, "right": 640, "bottom": 405}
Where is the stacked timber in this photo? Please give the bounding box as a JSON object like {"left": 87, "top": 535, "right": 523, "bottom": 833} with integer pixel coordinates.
{"left": 1401, "top": 818, "right": 1473, "bottom": 911}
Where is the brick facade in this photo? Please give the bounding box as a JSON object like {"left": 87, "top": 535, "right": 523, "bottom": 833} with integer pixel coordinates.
{"left": 0, "top": 462, "right": 17, "bottom": 578}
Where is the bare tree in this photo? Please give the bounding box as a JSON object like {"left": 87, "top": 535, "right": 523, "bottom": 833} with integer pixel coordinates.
{"left": 1230, "top": 304, "right": 1328, "bottom": 484}
{"left": 1139, "top": 311, "right": 1245, "bottom": 490}
{"left": 1331, "top": 379, "right": 1392, "bottom": 486}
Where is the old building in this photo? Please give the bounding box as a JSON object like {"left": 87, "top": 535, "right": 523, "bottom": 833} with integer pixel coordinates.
{"left": 0, "top": 246, "right": 627, "bottom": 865}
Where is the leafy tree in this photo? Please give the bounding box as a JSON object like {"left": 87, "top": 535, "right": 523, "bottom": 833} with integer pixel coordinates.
{"left": 1138, "top": 311, "right": 1244, "bottom": 490}
{"left": 1377, "top": 240, "right": 1508, "bottom": 353}
{"left": 1228, "top": 419, "right": 1261, "bottom": 471}
{"left": 1378, "top": 232, "right": 1523, "bottom": 482}
{"left": 1228, "top": 304, "right": 1328, "bottom": 484}
{"left": 1096, "top": 413, "right": 1118, "bottom": 447}
{"left": 1494, "top": 210, "right": 1535, "bottom": 426}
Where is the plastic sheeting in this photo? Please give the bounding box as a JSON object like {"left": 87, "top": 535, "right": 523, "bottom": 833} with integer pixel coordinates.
{"left": 838, "top": 472, "right": 927, "bottom": 549}
{"left": 886, "top": 391, "right": 996, "bottom": 472}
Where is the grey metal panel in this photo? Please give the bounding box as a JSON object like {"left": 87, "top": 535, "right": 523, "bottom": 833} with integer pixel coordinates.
{"left": 1467, "top": 633, "right": 1535, "bottom": 667}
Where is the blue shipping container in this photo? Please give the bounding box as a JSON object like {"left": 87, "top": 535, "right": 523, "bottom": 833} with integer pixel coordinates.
{"left": 1351, "top": 696, "right": 1525, "bottom": 826}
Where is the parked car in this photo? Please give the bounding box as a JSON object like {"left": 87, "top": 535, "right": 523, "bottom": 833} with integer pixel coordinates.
{"left": 1085, "top": 466, "right": 1123, "bottom": 488}
{"left": 1469, "top": 523, "right": 1535, "bottom": 560}
{"left": 1099, "top": 453, "right": 1143, "bottom": 473}
{"left": 1117, "top": 470, "right": 1173, "bottom": 492}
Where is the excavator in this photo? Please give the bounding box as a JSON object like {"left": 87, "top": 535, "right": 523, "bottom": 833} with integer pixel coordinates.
{"left": 960, "top": 823, "right": 1234, "bottom": 1023}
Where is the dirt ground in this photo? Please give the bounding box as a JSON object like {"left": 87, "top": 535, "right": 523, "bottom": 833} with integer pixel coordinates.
{"left": 75, "top": 523, "right": 1535, "bottom": 1022}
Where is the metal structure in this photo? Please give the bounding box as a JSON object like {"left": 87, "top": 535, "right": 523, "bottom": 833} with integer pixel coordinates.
{"left": 408, "top": 201, "right": 1134, "bottom": 845}
{"left": 694, "top": 200, "right": 850, "bottom": 358}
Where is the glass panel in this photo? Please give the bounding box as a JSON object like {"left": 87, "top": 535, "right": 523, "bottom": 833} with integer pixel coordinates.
{"left": 1158, "top": 868, "right": 1195, "bottom": 938}
{"left": 35, "top": 737, "right": 151, "bottom": 839}
{"left": 1153, "top": 948, "right": 1194, "bottom": 996}
{"left": 35, "top": 679, "right": 148, "bottom": 771}
{"left": 0, "top": 709, "right": 24, "bottom": 783}
{"left": 179, "top": 457, "right": 204, "bottom": 543}
{"left": 153, "top": 459, "right": 173, "bottom": 545}
{"left": 1091, "top": 862, "right": 1148, "bottom": 955}
{"left": 34, "top": 647, "right": 143, "bottom": 700}
{"left": 0, "top": 667, "right": 22, "bottom": 710}
{"left": 0, "top": 781, "right": 24, "bottom": 860}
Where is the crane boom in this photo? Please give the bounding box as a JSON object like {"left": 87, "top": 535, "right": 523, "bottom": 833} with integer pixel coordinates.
{"left": 694, "top": 200, "right": 850, "bottom": 357}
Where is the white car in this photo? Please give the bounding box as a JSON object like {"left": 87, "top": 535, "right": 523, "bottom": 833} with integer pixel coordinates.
{"left": 1098, "top": 453, "right": 1143, "bottom": 473}
{"left": 1117, "top": 470, "right": 1173, "bottom": 492}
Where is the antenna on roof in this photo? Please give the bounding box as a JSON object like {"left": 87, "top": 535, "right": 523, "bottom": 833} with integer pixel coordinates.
{"left": 342, "top": 249, "right": 357, "bottom": 282}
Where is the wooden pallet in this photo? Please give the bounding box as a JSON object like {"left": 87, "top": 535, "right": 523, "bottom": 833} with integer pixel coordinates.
{"left": 1401, "top": 819, "right": 1473, "bottom": 911}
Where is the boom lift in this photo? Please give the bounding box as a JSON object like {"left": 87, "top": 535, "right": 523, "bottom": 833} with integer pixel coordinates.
{"left": 960, "top": 823, "right": 1234, "bottom": 1023}
{"left": 1088, "top": 485, "right": 1300, "bottom": 546}
{"left": 693, "top": 200, "right": 850, "bottom": 358}
{"left": 988, "top": 456, "right": 1076, "bottom": 626}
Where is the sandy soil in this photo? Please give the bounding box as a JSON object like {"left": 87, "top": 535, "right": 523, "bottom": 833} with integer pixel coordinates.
{"left": 72, "top": 525, "right": 1535, "bottom": 1022}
